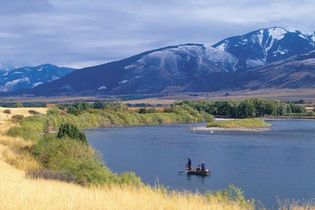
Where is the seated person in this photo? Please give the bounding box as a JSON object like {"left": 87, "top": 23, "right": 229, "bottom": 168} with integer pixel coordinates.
{"left": 201, "top": 161, "right": 206, "bottom": 171}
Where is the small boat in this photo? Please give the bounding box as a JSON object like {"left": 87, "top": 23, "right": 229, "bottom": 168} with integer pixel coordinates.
{"left": 186, "top": 169, "right": 210, "bottom": 176}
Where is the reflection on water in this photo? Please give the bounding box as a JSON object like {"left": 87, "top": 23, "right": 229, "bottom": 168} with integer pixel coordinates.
{"left": 86, "top": 120, "right": 315, "bottom": 208}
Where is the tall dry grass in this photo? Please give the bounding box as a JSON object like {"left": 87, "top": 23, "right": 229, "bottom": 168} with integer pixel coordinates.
{"left": 0, "top": 107, "right": 47, "bottom": 132}
{"left": 278, "top": 200, "right": 315, "bottom": 210}
{"left": 0, "top": 107, "right": 46, "bottom": 170}
{"left": 0, "top": 142, "right": 246, "bottom": 210}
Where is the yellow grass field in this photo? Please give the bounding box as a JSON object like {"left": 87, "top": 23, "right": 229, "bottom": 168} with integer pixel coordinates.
{"left": 0, "top": 107, "right": 313, "bottom": 210}
{"left": 0, "top": 107, "right": 47, "bottom": 132}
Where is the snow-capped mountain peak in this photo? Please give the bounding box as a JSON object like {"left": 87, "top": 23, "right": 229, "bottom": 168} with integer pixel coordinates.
{"left": 124, "top": 44, "right": 238, "bottom": 76}
{"left": 213, "top": 27, "right": 315, "bottom": 70}
{"left": 264, "top": 27, "right": 288, "bottom": 39}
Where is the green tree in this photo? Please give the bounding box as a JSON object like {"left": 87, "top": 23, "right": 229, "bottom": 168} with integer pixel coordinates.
{"left": 237, "top": 100, "right": 256, "bottom": 118}
{"left": 15, "top": 102, "right": 23, "bottom": 107}
{"left": 93, "top": 100, "right": 105, "bottom": 109}
{"left": 57, "top": 123, "right": 87, "bottom": 144}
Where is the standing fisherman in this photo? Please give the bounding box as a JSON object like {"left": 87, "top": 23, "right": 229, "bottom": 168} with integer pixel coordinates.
{"left": 186, "top": 158, "right": 192, "bottom": 170}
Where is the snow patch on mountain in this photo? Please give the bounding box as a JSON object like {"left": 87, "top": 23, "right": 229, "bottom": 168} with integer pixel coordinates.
{"left": 246, "top": 59, "right": 265, "bottom": 68}
{"left": 98, "top": 86, "right": 107, "bottom": 90}
{"left": 32, "top": 82, "right": 43, "bottom": 87}
{"left": 118, "top": 80, "right": 128, "bottom": 85}
{"left": 124, "top": 44, "right": 238, "bottom": 74}
{"left": 267, "top": 27, "right": 287, "bottom": 40}
{"left": 51, "top": 76, "right": 60, "bottom": 81}
{"left": 216, "top": 41, "right": 227, "bottom": 51}
{"left": 273, "top": 46, "right": 288, "bottom": 55}
{"left": 0, "top": 78, "right": 30, "bottom": 92}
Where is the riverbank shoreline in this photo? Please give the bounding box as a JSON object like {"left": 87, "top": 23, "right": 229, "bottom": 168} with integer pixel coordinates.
{"left": 191, "top": 126, "right": 271, "bottom": 132}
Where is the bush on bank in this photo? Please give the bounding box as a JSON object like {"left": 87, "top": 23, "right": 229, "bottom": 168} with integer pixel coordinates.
{"left": 32, "top": 136, "right": 141, "bottom": 186}
{"left": 57, "top": 123, "right": 87, "bottom": 144}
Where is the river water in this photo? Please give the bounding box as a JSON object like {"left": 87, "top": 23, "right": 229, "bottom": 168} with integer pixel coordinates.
{"left": 86, "top": 120, "right": 315, "bottom": 208}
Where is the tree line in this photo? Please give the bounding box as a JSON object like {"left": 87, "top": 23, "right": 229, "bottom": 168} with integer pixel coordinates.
{"left": 175, "top": 99, "right": 306, "bottom": 118}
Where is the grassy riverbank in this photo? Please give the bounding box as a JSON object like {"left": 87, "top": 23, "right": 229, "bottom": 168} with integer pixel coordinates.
{"left": 3, "top": 103, "right": 213, "bottom": 186}
{"left": 207, "top": 118, "right": 270, "bottom": 129}
{"left": 0, "top": 106, "right": 256, "bottom": 209}
{"left": 0, "top": 144, "right": 253, "bottom": 210}
{"left": 0, "top": 106, "right": 313, "bottom": 209}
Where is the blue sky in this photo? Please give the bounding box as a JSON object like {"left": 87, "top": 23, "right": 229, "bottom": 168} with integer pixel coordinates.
{"left": 1, "top": 0, "right": 315, "bottom": 69}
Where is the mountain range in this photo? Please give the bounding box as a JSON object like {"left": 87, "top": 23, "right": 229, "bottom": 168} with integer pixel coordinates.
{"left": 0, "top": 64, "right": 75, "bottom": 92}
{"left": 4, "top": 27, "right": 315, "bottom": 96}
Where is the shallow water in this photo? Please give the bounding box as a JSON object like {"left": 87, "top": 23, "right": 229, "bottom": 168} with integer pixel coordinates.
{"left": 86, "top": 120, "right": 315, "bottom": 208}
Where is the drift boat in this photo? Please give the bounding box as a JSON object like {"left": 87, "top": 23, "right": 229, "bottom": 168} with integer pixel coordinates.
{"left": 186, "top": 169, "right": 210, "bottom": 176}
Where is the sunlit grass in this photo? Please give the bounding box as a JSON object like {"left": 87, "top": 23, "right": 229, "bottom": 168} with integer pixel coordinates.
{"left": 207, "top": 118, "right": 270, "bottom": 129}
{"left": 278, "top": 200, "right": 315, "bottom": 210}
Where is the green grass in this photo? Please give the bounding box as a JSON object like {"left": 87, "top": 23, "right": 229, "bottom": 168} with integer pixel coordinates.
{"left": 207, "top": 118, "right": 270, "bottom": 129}
{"left": 31, "top": 136, "right": 141, "bottom": 186}
{"left": 6, "top": 105, "right": 213, "bottom": 186}
{"left": 7, "top": 115, "right": 47, "bottom": 141}
{"left": 7, "top": 106, "right": 214, "bottom": 141}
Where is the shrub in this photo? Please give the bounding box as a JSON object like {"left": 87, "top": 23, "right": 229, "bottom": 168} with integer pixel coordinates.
{"left": 3, "top": 109, "right": 11, "bottom": 114}
{"left": 15, "top": 102, "right": 23, "bottom": 107}
{"left": 7, "top": 115, "right": 47, "bottom": 141}
{"left": 93, "top": 100, "right": 105, "bottom": 109}
{"left": 47, "top": 108, "right": 62, "bottom": 115}
{"left": 32, "top": 137, "right": 110, "bottom": 185}
{"left": 28, "top": 110, "right": 41, "bottom": 115}
{"left": 57, "top": 123, "right": 87, "bottom": 144}
{"left": 117, "top": 172, "right": 142, "bottom": 186}
{"left": 138, "top": 108, "right": 157, "bottom": 114}
{"left": 206, "top": 185, "right": 255, "bottom": 209}
{"left": 32, "top": 137, "right": 142, "bottom": 186}
{"left": 11, "top": 115, "right": 24, "bottom": 123}
{"left": 26, "top": 169, "right": 76, "bottom": 183}
{"left": 67, "top": 106, "right": 81, "bottom": 115}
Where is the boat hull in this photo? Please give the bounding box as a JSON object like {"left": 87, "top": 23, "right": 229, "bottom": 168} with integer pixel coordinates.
{"left": 186, "top": 170, "right": 210, "bottom": 176}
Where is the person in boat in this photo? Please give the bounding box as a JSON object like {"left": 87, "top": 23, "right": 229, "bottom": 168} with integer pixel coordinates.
{"left": 201, "top": 161, "right": 206, "bottom": 171}
{"left": 186, "top": 158, "right": 192, "bottom": 170}
{"left": 196, "top": 164, "right": 201, "bottom": 172}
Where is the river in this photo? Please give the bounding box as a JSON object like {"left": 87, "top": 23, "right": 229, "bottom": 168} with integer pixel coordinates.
{"left": 86, "top": 120, "right": 315, "bottom": 208}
